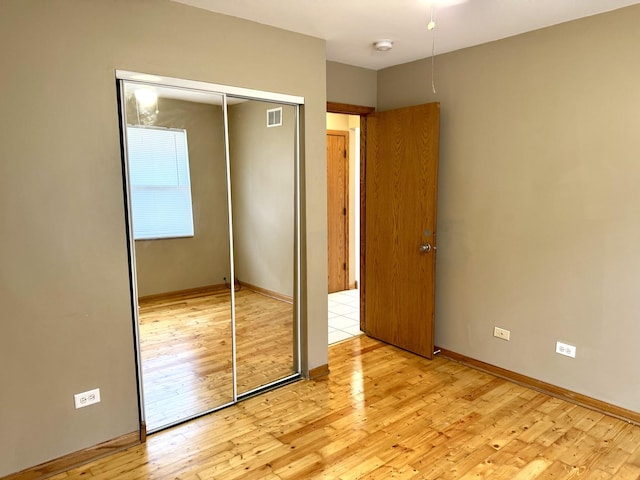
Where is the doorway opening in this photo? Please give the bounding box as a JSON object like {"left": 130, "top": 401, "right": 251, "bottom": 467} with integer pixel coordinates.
{"left": 326, "top": 108, "right": 369, "bottom": 345}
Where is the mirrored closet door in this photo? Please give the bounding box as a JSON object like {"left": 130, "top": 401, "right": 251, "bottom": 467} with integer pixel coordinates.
{"left": 227, "top": 100, "right": 298, "bottom": 395}
{"left": 118, "top": 74, "right": 301, "bottom": 433}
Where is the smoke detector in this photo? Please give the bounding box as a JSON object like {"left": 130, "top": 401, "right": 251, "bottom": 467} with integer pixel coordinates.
{"left": 374, "top": 39, "right": 393, "bottom": 51}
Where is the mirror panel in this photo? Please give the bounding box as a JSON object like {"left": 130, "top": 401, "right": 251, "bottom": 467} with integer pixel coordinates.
{"left": 228, "top": 100, "right": 297, "bottom": 394}
{"left": 122, "top": 82, "right": 234, "bottom": 431}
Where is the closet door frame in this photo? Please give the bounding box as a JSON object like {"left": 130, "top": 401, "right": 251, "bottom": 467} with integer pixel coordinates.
{"left": 116, "top": 70, "right": 304, "bottom": 436}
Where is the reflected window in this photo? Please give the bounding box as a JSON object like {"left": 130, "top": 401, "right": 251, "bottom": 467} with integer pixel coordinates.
{"left": 127, "top": 126, "right": 195, "bottom": 240}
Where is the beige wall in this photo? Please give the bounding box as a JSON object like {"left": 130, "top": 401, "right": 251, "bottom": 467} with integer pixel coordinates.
{"left": 377, "top": 5, "right": 640, "bottom": 412}
{"left": 0, "top": 0, "right": 327, "bottom": 476}
{"left": 326, "top": 113, "right": 347, "bottom": 131}
{"left": 326, "top": 61, "right": 377, "bottom": 108}
{"left": 129, "top": 98, "right": 230, "bottom": 297}
{"left": 229, "top": 101, "right": 295, "bottom": 297}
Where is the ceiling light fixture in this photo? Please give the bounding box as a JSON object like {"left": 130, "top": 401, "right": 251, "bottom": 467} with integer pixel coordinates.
{"left": 374, "top": 39, "right": 393, "bottom": 52}
{"left": 134, "top": 87, "right": 158, "bottom": 108}
{"left": 132, "top": 87, "right": 159, "bottom": 125}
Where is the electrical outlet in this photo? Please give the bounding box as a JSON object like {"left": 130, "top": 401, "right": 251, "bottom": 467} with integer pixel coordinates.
{"left": 556, "top": 341, "right": 576, "bottom": 358}
{"left": 74, "top": 388, "right": 101, "bottom": 409}
{"left": 493, "top": 326, "right": 510, "bottom": 341}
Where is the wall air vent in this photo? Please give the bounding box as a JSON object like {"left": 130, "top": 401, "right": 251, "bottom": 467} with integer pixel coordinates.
{"left": 267, "top": 107, "right": 282, "bottom": 127}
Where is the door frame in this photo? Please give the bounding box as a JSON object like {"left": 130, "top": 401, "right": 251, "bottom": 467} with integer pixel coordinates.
{"left": 326, "top": 102, "right": 375, "bottom": 332}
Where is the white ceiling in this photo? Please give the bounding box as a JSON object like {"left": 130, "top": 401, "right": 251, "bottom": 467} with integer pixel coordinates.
{"left": 173, "top": 0, "right": 640, "bottom": 70}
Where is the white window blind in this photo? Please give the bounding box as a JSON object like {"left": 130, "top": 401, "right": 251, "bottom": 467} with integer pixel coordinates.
{"left": 126, "top": 126, "right": 195, "bottom": 240}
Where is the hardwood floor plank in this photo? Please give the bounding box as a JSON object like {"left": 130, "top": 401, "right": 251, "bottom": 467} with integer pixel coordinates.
{"left": 362, "top": 464, "right": 421, "bottom": 480}
{"left": 583, "top": 469, "right": 613, "bottom": 480}
{"left": 51, "top": 335, "right": 640, "bottom": 480}
{"left": 511, "top": 457, "right": 554, "bottom": 479}
{"left": 616, "top": 464, "right": 640, "bottom": 479}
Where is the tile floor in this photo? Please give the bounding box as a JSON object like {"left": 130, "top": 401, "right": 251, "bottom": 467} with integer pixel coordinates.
{"left": 328, "top": 288, "right": 363, "bottom": 344}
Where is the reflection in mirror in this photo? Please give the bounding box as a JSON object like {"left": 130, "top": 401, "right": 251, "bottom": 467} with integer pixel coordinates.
{"left": 228, "top": 100, "right": 297, "bottom": 394}
{"left": 122, "top": 82, "right": 234, "bottom": 432}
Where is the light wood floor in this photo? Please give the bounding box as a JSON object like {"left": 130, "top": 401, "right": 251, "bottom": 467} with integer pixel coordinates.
{"left": 139, "top": 287, "right": 295, "bottom": 431}
{"left": 53, "top": 335, "right": 640, "bottom": 479}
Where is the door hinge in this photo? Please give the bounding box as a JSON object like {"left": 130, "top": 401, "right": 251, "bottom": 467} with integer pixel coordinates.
{"left": 343, "top": 149, "right": 347, "bottom": 158}
{"left": 343, "top": 207, "right": 347, "bottom": 215}
{"left": 343, "top": 263, "right": 346, "bottom": 271}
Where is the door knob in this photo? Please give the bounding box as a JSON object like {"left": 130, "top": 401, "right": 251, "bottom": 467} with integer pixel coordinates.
{"left": 420, "top": 243, "right": 433, "bottom": 253}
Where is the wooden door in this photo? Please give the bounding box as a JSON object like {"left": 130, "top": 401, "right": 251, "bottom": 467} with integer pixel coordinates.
{"left": 364, "top": 103, "right": 440, "bottom": 358}
{"left": 327, "top": 130, "right": 349, "bottom": 293}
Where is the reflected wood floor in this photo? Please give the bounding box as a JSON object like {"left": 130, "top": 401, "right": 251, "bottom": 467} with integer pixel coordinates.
{"left": 53, "top": 335, "right": 640, "bottom": 479}
{"left": 139, "top": 287, "right": 294, "bottom": 431}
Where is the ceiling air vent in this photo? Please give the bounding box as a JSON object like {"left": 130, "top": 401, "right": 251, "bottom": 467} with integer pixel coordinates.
{"left": 267, "top": 107, "right": 282, "bottom": 128}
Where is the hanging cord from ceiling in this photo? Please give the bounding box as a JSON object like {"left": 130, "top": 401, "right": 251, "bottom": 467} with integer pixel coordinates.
{"left": 428, "top": 3, "right": 437, "bottom": 94}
